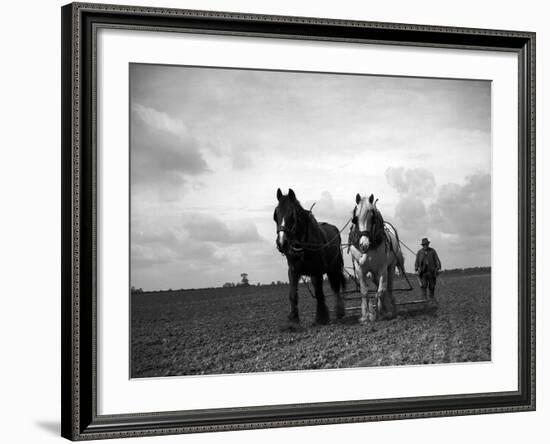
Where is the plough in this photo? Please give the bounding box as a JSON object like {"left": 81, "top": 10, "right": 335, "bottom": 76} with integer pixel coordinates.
{"left": 340, "top": 264, "right": 431, "bottom": 312}
{"left": 299, "top": 218, "right": 433, "bottom": 312}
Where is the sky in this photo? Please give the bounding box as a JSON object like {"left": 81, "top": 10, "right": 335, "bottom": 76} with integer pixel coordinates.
{"left": 130, "top": 63, "right": 491, "bottom": 290}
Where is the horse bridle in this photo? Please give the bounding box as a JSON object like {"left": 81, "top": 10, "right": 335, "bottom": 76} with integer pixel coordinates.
{"left": 352, "top": 206, "right": 378, "bottom": 241}
{"left": 274, "top": 207, "right": 308, "bottom": 252}
{"left": 274, "top": 208, "right": 297, "bottom": 237}
{"left": 276, "top": 223, "right": 292, "bottom": 236}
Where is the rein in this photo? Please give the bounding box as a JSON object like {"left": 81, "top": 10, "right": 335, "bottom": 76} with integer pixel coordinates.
{"left": 277, "top": 208, "right": 353, "bottom": 254}
{"left": 292, "top": 216, "right": 353, "bottom": 252}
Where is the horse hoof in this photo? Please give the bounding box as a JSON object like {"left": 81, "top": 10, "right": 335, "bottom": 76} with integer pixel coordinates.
{"left": 336, "top": 308, "right": 346, "bottom": 320}
{"left": 281, "top": 316, "right": 301, "bottom": 331}
{"left": 280, "top": 322, "right": 302, "bottom": 332}
{"left": 314, "top": 316, "right": 330, "bottom": 326}
{"left": 359, "top": 316, "right": 369, "bottom": 324}
{"left": 287, "top": 312, "right": 300, "bottom": 323}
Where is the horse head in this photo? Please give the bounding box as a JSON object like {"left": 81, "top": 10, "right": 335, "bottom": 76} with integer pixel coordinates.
{"left": 273, "top": 188, "right": 306, "bottom": 254}
{"left": 353, "top": 193, "right": 382, "bottom": 253}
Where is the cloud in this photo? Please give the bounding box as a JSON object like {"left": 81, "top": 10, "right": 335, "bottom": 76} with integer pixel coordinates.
{"left": 385, "top": 167, "right": 436, "bottom": 198}
{"left": 131, "top": 213, "right": 268, "bottom": 289}
{"left": 132, "top": 237, "right": 217, "bottom": 268}
{"left": 132, "top": 103, "right": 188, "bottom": 135}
{"left": 429, "top": 173, "right": 491, "bottom": 237}
{"left": 230, "top": 144, "right": 253, "bottom": 170}
{"left": 303, "top": 191, "right": 354, "bottom": 227}
{"left": 385, "top": 167, "right": 437, "bottom": 239}
{"left": 131, "top": 103, "right": 210, "bottom": 199}
{"left": 131, "top": 225, "right": 218, "bottom": 268}
{"left": 185, "top": 214, "right": 262, "bottom": 244}
{"left": 392, "top": 198, "right": 429, "bottom": 234}
{"left": 385, "top": 168, "right": 491, "bottom": 269}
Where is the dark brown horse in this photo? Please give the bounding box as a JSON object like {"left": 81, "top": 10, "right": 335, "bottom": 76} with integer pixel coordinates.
{"left": 273, "top": 188, "right": 346, "bottom": 325}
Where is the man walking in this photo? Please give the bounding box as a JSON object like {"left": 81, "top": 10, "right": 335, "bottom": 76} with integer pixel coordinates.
{"left": 415, "top": 238, "right": 441, "bottom": 301}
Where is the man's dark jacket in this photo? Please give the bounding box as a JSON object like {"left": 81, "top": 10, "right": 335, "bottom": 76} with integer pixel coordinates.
{"left": 415, "top": 247, "right": 441, "bottom": 275}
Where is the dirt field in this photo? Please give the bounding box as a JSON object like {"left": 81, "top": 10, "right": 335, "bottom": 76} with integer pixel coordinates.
{"left": 131, "top": 272, "right": 491, "bottom": 378}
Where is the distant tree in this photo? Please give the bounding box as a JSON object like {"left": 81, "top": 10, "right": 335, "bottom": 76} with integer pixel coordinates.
{"left": 222, "top": 282, "right": 234, "bottom": 288}
{"left": 271, "top": 281, "right": 276, "bottom": 286}
{"left": 240, "top": 273, "right": 250, "bottom": 287}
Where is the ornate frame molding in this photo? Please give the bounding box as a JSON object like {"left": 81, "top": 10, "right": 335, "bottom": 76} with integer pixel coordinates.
{"left": 61, "top": 3, "right": 535, "bottom": 440}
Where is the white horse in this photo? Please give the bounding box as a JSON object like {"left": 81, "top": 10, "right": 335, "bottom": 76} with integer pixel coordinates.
{"left": 349, "top": 193, "right": 404, "bottom": 322}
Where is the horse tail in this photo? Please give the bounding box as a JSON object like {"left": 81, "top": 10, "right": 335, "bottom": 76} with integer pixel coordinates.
{"left": 385, "top": 221, "right": 406, "bottom": 275}
{"left": 328, "top": 233, "right": 346, "bottom": 293}
{"left": 394, "top": 231, "right": 406, "bottom": 274}
{"left": 328, "top": 254, "right": 346, "bottom": 293}
{"left": 337, "top": 251, "right": 347, "bottom": 292}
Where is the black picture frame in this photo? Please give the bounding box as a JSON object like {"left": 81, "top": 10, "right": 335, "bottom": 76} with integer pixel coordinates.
{"left": 61, "top": 2, "right": 536, "bottom": 440}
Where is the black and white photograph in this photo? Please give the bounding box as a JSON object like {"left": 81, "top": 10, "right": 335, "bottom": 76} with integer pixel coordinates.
{"left": 130, "top": 63, "right": 492, "bottom": 378}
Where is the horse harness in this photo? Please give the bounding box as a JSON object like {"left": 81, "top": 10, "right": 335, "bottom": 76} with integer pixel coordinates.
{"left": 276, "top": 209, "right": 347, "bottom": 275}
{"left": 349, "top": 207, "right": 388, "bottom": 253}
{"left": 275, "top": 208, "right": 312, "bottom": 253}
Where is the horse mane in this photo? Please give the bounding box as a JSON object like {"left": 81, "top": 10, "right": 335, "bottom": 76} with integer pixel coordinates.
{"left": 287, "top": 197, "right": 307, "bottom": 220}
{"left": 360, "top": 197, "right": 384, "bottom": 223}
{"left": 373, "top": 206, "right": 384, "bottom": 225}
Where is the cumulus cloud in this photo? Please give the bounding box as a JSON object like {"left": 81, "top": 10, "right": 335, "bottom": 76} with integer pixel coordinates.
{"left": 385, "top": 167, "right": 437, "bottom": 198}
{"left": 385, "top": 168, "right": 491, "bottom": 269}
{"left": 132, "top": 103, "right": 188, "bottom": 136}
{"left": 131, "top": 223, "right": 217, "bottom": 267}
{"left": 385, "top": 167, "right": 436, "bottom": 238}
{"left": 429, "top": 173, "right": 491, "bottom": 237}
{"left": 131, "top": 103, "right": 210, "bottom": 198}
{"left": 302, "top": 191, "right": 354, "bottom": 227}
{"left": 185, "top": 214, "right": 262, "bottom": 244}
{"left": 392, "top": 198, "right": 429, "bottom": 233}
{"left": 131, "top": 234, "right": 217, "bottom": 268}
{"left": 131, "top": 213, "right": 268, "bottom": 289}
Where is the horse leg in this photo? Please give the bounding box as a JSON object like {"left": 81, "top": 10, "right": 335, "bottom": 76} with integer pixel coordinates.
{"left": 287, "top": 269, "right": 299, "bottom": 324}
{"left": 363, "top": 273, "right": 376, "bottom": 322}
{"left": 335, "top": 289, "right": 345, "bottom": 320}
{"left": 312, "top": 274, "right": 330, "bottom": 325}
{"left": 359, "top": 268, "right": 370, "bottom": 324}
{"left": 384, "top": 268, "right": 396, "bottom": 319}
{"left": 374, "top": 271, "right": 388, "bottom": 321}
